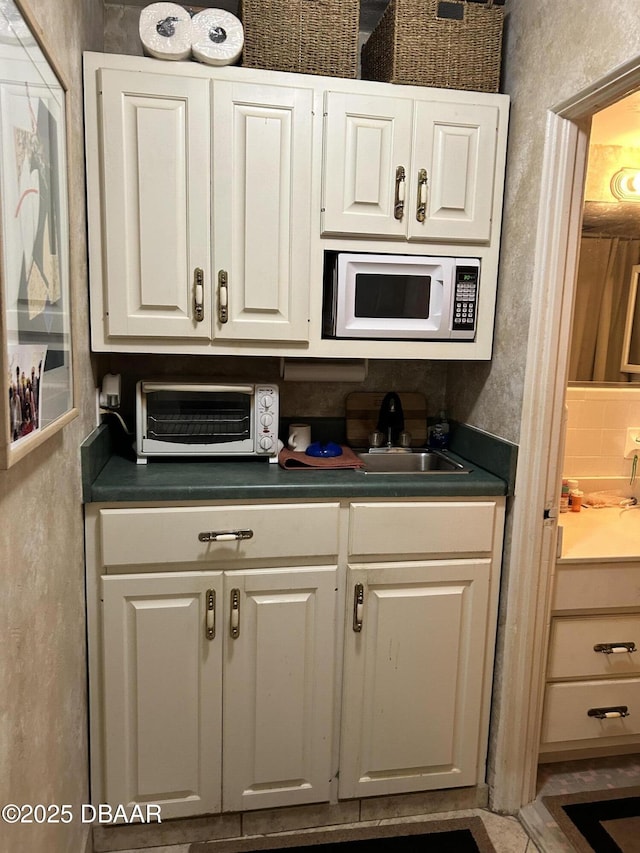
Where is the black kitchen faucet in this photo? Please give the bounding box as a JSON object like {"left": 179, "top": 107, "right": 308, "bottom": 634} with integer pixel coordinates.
{"left": 376, "top": 392, "right": 405, "bottom": 448}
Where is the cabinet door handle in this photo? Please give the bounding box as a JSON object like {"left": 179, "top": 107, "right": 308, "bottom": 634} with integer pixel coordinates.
{"left": 416, "top": 168, "right": 428, "bottom": 222}
{"left": 218, "top": 269, "right": 228, "bottom": 324}
{"left": 230, "top": 588, "right": 240, "bottom": 639}
{"left": 205, "top": 588, "right": 216, "bottom": 640}
{"left": 194, "top": 267, "right": 204, "bottom": 322}
{"left": 198, "top": 529, "right": 253, "bottom": 543}
{"left": 594, "top": 642, "right": 637, "bottom": 654}
{"left": 353, "top": 583, "right": 364, "bottom": 632}
{"left": 588, "top": 705, "right": 630, "bottom": 720}
{"left": 394, "top": 166, "right": 406, "bottom": 220}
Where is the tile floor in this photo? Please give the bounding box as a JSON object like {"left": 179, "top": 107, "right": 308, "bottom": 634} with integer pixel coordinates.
{"left": 519, "top": 753, "right": 640, "bottom": 852}
{"left": 102, "top": 808, "right": 536, "bottom": 853}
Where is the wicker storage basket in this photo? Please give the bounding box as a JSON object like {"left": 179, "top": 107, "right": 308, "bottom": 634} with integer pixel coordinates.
{"left": 240, "top": 0, "right": 360, "bottom": 78}
{"left": 361, "top": 0, "right": 504, "bottom": 92}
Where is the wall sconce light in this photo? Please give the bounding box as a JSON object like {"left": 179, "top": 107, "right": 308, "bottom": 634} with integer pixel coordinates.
{"left": 611, "top": 167, "right": 640, "bottom": 201}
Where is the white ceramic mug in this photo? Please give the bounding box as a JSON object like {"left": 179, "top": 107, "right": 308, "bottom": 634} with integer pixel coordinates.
{"left": 288, "top": 423, "right": 311, "bottom": 452}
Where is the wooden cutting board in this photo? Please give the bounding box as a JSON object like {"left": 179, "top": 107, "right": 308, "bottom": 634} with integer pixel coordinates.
{"left": 345, "top": 392, "right": 428, "bottom": 448}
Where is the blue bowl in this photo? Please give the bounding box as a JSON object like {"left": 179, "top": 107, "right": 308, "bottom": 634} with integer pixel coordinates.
{"left": 305, "top": 441, "right": 343, "bottom": 458}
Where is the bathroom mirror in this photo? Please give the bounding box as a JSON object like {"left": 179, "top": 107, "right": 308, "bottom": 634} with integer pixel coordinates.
{"left": 0, "top": 0, "right": 77, "bottom": 468}
{"left": 621, "top": 265, "right": 640, "bottom": 372}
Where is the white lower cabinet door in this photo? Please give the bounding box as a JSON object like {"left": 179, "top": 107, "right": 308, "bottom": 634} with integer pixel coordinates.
{"left": 339, "top": 560, "right": 490, "bottom": 799}
{"left": 222, "top": 566, "right": 337, "bottom": 811}
{"left": 101, "top": 572, "right": 222, "bottom": 819}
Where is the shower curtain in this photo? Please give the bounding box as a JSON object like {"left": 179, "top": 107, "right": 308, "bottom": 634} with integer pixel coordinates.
{"left": 569, "top": 236, "right": 640, "bottom": 382}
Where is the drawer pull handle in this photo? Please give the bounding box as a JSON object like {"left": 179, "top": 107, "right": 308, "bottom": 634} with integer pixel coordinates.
{"left": 205, "top": 588, "right": 216, "bottom": 640}
{"left": 353, "top": 583, "right": 364, "bottom": 633}
{"left": 198, "top": 529, "right": 254, "bottom": 543}
{"left": 594, "top": 642, "right": 637, "bottom": 654}
{"left": 588, "top": 705, "right": 630, "bottom": 720}
{"left": 230, "top": 588, "right": 240, "bottom": 639}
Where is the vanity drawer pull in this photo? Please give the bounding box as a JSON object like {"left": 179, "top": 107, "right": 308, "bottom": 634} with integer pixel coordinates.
{"left": 594, "top": 642, "right": 637, "bottom": 654}
{"left": 198, "top": 529, "right": 254, "bottom": 543}
{"left": 587, "top": 705, "right": 630, "bottom": 720}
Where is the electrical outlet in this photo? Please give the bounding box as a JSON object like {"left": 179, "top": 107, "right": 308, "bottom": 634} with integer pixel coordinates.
{"left": 624, "top": 427, "right": 640, "bottom": 458}
{"left": 99, "top": 373, "right": 121, "bottom": 409}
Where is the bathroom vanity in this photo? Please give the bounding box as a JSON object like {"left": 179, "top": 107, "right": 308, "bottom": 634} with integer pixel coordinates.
{"left": 540, "top": 507, "right": 640, "bottom": 759}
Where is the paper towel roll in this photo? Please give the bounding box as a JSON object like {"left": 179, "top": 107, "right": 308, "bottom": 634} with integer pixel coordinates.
{"left": 190, "top": 8, "right": 244, "bottom": 67}
{"left": 139, "top": 2, "right": 192, "bottom": 61}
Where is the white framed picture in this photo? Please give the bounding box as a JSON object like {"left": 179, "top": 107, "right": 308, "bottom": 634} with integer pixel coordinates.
{"left": 0, "top": 0, "right": 76, "bottom": 467}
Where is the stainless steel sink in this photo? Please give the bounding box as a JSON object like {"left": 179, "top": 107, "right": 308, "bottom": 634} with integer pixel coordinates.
{"left": 356, "top": 450, "right": 472, "bottom": 474}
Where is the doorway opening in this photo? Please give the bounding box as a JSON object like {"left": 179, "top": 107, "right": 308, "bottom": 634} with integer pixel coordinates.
{"left": 491, "top": 55, "right": 640, "bottom": 824}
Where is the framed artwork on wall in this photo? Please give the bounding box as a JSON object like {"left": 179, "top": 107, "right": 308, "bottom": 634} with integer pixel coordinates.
{"left": 0, "top": 0, "right": 76, "bottom": 468}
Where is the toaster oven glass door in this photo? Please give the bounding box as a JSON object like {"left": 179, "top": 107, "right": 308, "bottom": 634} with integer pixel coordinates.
{"left": 145, "top": 390, "right": 252, "bottom": 446}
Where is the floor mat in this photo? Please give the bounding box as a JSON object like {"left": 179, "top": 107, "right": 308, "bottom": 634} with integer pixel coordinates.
{"left": 190, "top": 817, "right": 497, "bottom": 853}
{"left": 543, "top": 786, "right": 640, "bottom": 852}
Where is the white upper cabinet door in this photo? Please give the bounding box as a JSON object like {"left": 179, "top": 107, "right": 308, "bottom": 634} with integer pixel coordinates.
{"left": 411, "top": 101, "right": 499, "bottom": 243}
{"left": 222, "top": 566, "right": 336, "bottom": 812}
{"left": 101, "top": 572, "right": 222, "bottom": 819}
{"left": 322, "top": 92, "right": 413, "bottom": 238}
{"left": 322, "top": 93, "right": 499, "bottom": 244}
{"left": 98, "top": 69, "right": 212, "bottom": 339}
{"left": 212, "top": 81, "right": 313, "bottom": 342}
{"left": 339, "top": 560, "right": 490, "bottom": 799}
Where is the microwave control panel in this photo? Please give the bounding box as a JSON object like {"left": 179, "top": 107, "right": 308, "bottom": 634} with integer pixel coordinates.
{"left": 452, "top": 266, "right": 479, "bottom": 333}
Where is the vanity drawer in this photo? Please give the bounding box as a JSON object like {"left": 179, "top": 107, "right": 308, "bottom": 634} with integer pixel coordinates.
{"left": 548, "top": 615, "right": 640, "bottom": 680}
{"left": 553, "top": 563, "right": 640, "bottom": 611}
{"left": 99, "top": 503, "right": 340, "bottom": 568}
{"left": 348, "top": 500, "right": 498, "bottom": 557}
{"left": 541, "top": 678, "right": 640, "bottom": 745}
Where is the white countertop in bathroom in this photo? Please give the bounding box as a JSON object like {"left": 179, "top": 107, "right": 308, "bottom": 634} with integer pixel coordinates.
{"left": 559, "top": 505, "right": 640, "bottom": 561}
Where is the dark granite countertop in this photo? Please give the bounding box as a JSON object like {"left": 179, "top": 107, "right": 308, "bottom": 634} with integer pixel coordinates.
{"left": 82, "top": 423, "right": 516, "bottom": 503}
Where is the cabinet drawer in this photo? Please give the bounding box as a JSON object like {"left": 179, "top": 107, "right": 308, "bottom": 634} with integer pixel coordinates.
{"left": 548, "top": 615, "right": 640, "bottom": 680}
{"left": 99, "top": 504, "right": 340, "bottom": 568}
{"left": 349, "top": 501, "right": 497, "bottom": 557}
{"left": 553, "top": 563, "right": 640, "bottom": 611}
{"left": 541, "top": 679, "right": 640, "bottom": 745}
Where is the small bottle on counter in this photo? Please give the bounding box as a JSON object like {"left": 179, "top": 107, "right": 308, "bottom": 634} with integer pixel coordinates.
{"left": 560, "top": 478, "right": 570, "bottom": 513}
{"left": 567, "top": 478, "right": 579, "bottom": 508}
{"left": 571, "top": 489, "right": 583, "bottom": 512}
{"left": 428, "top": 411, "right": 450, "bottom": 449}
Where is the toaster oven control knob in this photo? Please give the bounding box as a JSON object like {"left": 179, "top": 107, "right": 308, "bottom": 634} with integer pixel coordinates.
{"left": 260, "top": 413, "right": 273, "bottom": 427}
{"left": 259, "top": 435, "right": 274, "bottom": 451}
{"left": 261, "top": 394, "right": 274, "bottom": 409}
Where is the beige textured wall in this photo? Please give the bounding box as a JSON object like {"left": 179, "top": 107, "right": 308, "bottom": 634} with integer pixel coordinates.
{"left": 0, "top": 2, "right": 102, "bottom": 852}
{"left": 446, "top": 0, "right": 640, "bottom": 444}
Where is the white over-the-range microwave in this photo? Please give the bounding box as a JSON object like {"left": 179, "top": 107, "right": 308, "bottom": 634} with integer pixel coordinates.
{"left": 322, "top": 252, "right": 481, "bottom": 341}
{"left": 135, "top": 381, "right": 279, "bottom": 463}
